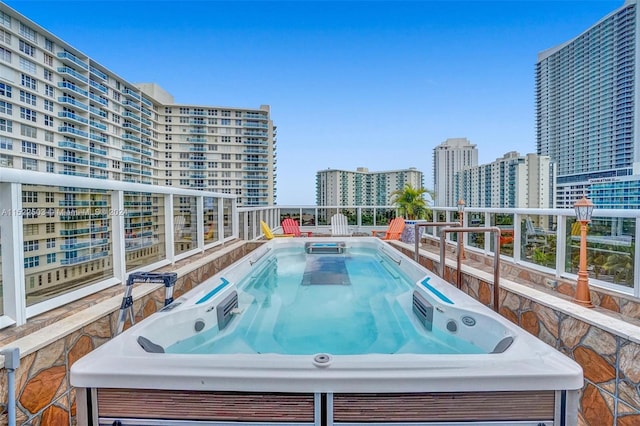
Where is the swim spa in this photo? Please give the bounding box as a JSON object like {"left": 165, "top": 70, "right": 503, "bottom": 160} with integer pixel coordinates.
{"left": 72, "top": 238, "right": 582, "bottom": 426}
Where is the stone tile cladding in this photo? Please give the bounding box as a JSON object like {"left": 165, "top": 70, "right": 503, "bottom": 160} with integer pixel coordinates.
{"left": 396, "top": 244, "right": 640, "bottom": 426}
{"left": 0, "top": 241, "right": 262, "bottom": 425}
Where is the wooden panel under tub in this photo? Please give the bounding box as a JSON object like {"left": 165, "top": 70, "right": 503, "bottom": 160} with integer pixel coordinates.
{"left": 97, "top": 389, "right": 316, "bottom": 422}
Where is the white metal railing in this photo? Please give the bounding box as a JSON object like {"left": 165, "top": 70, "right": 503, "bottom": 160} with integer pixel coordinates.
{"left": 1, "top": 167, "right": 638, "bottom": 331}
{"left": 0, "top": 169, "right": 237, "bottom": 329}
{"left": 239, "top": 205, "right": 640, "bottom": 299}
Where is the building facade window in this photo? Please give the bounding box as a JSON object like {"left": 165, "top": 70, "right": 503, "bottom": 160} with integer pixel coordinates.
{"left": 0, "top": 136, "right": 12, "bottom": 150}
{"left": 19, "top": 40, "right": 35, "bottom": 57}
{"left": 21, "top": 140, "right": 37, "bottom": 154}
{"left": 19, "top": 57, "right": 36, "bottom": 74}
{"left": 0, "top": 83, "right": 11, "bottom": 98}
{"left": 24, "top": 256, "right": 39, "bottom": 269}
{"left": 21, "top": 74, "right": 37, "bottom": 90}
{"left": 0, "top": 12, "right": 11, "bottom": 28}
{"left": 19, "top": 23, "right": 37, "bottom": 42}
{"left": 20, "top": 90, "right": 36, "bottom": 105}
{"left": 0, "top": 46, "right": 11, "bottom": 63}
{"left": 0, "top": 101, "right": 12, "bottom": 115}
{"left": 20, "top": 107, "right": 36, "bottom": 122}
{"left": 22, "top": 157, "right": 37, "bottom": 170}
{"left": 0, "top": 118, "right": 12, "bottom": 132}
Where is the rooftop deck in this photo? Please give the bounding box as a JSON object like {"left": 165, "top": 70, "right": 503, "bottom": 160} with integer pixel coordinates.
{"left": 0, "top": 170, "right": 638, "bottom": 424}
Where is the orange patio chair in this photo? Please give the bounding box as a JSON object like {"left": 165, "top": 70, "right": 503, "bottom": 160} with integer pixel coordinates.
{"left": 281, "top": 218, "right": 312, "bottom": 237}
{"left": 372, "top": 217, "right": 405, "bottom": 240}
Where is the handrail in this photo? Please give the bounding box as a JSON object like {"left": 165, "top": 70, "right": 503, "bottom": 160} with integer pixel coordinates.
{"left": 413, "top": 221, "right": 461, "bottom": 262}
{"left": 439, "top": 226, "right": 502, "bottom": 312}
{"left": 249, "top": 247, "right": 271, "bottom": 266}
{"left": 381, "top": 247, "right": 402, "bottom": 265}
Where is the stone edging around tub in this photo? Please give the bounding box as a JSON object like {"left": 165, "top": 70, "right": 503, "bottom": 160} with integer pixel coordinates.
{"left": 391, "top": 240, "right": 640, "bottom": 346}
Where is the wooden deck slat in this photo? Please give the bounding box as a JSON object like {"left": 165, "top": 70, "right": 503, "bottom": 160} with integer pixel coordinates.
{"left": 97, "top": 389, "right": 315, "bottom": 421}
{"left": 332, "top": 391, "right": 555, "bottom": 421}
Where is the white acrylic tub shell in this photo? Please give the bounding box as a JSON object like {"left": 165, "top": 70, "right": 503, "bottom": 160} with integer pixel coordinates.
{"left": 71, "top": 238, "right": 583, "bottom": 393}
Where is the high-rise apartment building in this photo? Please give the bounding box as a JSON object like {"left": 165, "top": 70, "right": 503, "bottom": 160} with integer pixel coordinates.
{"left": 0, "top": 3, "right": 275, "bottom": 298}
{"left": 0, "top": 5, "right": 276, "bottom": 206}
{"left": 457, "top": 151, "right": 556, "bottom": 208}
{"left": 536, "top": 0, "right": 638, "bottom": 208}
{"left": 432, "top": 138, "right": 478, "bottom": 207}
{"left": 316, "top": 167, "right": 424, "bottom": 206}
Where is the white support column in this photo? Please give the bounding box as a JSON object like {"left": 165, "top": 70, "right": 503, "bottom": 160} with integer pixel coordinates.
{"left": 513, "top": 213, "right": 522, "bottom": 263}
{"left": 555, "top": 214, "right": 568, "bottom": 279}
{"left": 111, "top": 190, "right": 126, "bottom": 284}
{"left": 165, "top": 194, "right": 175, "bottom": 262}
{"left": 231, "top": 198, "right": 238, "bottom": 238}
{"left": 0, "top": 183, "right": 26, "bottom": 326}
{"left": 196, "top": 196, "right": 204, "bottom": 251}
{"left": 635, "top": 217, "right": 640, "bottom": 298}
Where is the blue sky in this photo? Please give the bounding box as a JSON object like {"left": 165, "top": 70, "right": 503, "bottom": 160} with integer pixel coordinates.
{"left": 4, "top": 0, "right": 623, "bottom": 204}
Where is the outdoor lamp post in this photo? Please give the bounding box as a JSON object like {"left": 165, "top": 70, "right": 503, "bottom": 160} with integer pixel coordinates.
{"left": 457, "top": 199, "right": 466, "bottom": 260}
{"left": 574, "top": 196, "right": 595, "bottom": 308}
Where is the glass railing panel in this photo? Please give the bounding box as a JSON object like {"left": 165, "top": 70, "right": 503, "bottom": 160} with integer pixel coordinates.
{"left": 124, "top": 191, "right": 166, "bottom": 271}
{"left": 317, "top": 208, "right": 336, "bottom": 227}
{"left": 360, "top": 208, "right": 375, "bottom": 227}
{"left": 467, "top": 211, "right": 486, "bottom": 250}
{"left": 449, "top": 211, "right": 462, "bottom": 243}
{"left": 490, "top": 213, "right": 515, "bottom": 257}
{"left": 339, "top": 209, "right": 357, "bottom": 226}
{"left": 222, "top": 199, "right": 233, "bottom": 239}
{"left": 22, "top": 184, "right": 113, "bottom": 306}
{"left": 520, "top": 214, "right": 557, "bottom": 269}
{"left": 301, "top": 208, "right": 316, "bottom": 227}
{"left": 203, "top": 197, "right": 218, "bottom": 244}
{"left": 373, "top": 208, "right": 396, "bottom": 227}
{"left": 566, "top": 216, "right": 635, "bottom": 288}
{"left": 172, "top": 195, "right": 197, "bottom": 256}
{"left": 279, "top": 208, "right": 300, "bottom": 225}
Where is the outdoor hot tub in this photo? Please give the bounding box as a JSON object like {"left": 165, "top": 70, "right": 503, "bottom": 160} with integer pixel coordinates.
{"left": 72, "top": 237, "right": 582, "bottom": 426}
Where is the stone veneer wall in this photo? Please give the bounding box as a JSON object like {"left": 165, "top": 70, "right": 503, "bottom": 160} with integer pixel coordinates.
{"left": 0, "top": 241, "right": 262, "bottom": 425}
{"left": 394, "top": 244, "right": 640, "bottom": 426}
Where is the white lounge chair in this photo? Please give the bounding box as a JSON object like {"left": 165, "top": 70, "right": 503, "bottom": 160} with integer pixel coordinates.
{"left": 525, "top": 217, "right": 553, "bottom": 244}
{"left": 330, "top": 213, "right": 353, "bottom": 236}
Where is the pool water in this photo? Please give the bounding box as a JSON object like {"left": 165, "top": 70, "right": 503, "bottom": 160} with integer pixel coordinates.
{"left": 167, "top": 248, "right": 484, "bottom": 355}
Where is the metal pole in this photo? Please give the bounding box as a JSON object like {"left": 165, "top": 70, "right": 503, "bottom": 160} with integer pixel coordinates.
{"left": 438, "top": 226, "right": 502, "bottom": 312}
{"left": 414, "top": 221, "right": 461, "bottom": 262}
{"left": 1, "top": 347, "right": 20, "bottom": 426}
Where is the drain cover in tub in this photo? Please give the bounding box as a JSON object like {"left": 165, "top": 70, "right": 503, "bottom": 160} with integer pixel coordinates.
{"left": 301, "top": 256, "right": 351, "bottom": 285}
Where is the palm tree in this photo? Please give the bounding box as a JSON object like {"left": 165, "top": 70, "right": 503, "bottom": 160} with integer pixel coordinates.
{"left": 390, "top": 184, "right": 434, "bottom": 220}
{"left": 604, "top": 252, "right": 634, "bottom": 285}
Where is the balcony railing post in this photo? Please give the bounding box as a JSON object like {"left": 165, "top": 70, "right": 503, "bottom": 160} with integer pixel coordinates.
{"left": 635, "top": 218, "right": 640, "bottom": 299}
{"left": 165, "top": 194, "right": 175, "bottom": 262}
{"left": 513, "top": 213, "right": 522, "bottom": 263}
{"left": 196, "top": 196, "right": 204, "bottom": 251}
{"left": 111, "top": 190, "right": 126, "bottom": 284}
{"left": 0, "top": 182, "right": 26, "bottom": 326}
{"left": 555, "top": 214, "right": 568, "bottom": 279}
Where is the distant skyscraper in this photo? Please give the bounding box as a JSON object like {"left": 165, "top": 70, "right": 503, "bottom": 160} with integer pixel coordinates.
{"left": 457, "top": 151, "right": 556, "bottom": 208}
{"left": 316, "top": 167, "right": 424, "bottom": 206}
{"left": 432, "top": 138, "right": 478, "bottom": 207}
{"left": 536, "top": 0, "right": 639, "bottom": 208}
